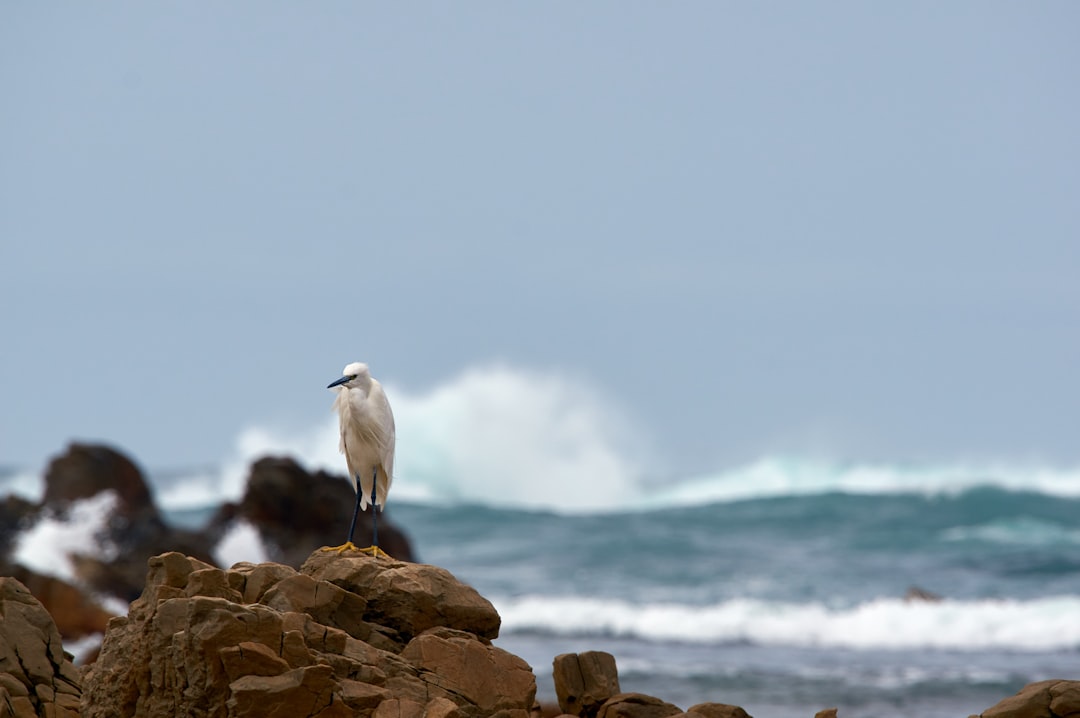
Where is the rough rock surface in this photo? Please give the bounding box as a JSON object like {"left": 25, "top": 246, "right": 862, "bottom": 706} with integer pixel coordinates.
{"left": 976, "top": 679, "right": 1080, "bottom": 718}
{"left": 208, "top": 456, "right": 415, "bottom": 566}
{"left": 553, "top": 651, "right": 621, "bottom": 718}
{"left": 4, "top": 565, "right": 112, "bottom": 640}
{"left": 81, "top": 550, "right": 534, "bottom": 718}
{"left": 0, "top": 577, "right": 83, "bottom": 718}
{"left": 596, "top": 693, "right": 683, "bottom": 718}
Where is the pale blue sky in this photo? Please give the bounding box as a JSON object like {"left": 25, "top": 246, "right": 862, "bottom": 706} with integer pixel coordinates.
{"left": 2, "top": 3, "right": 1078, "bottom": 473}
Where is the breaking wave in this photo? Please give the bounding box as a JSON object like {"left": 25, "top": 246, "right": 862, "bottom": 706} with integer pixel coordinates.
{"left": 494, "top": 594, "right": 1080, "bottom": 651}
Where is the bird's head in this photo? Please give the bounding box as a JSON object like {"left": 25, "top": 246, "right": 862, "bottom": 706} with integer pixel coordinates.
{"left": 327, "top": 362, "right": 371, "bottom": 390}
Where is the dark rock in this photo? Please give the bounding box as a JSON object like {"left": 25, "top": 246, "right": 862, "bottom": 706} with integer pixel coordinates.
{"left": 41, "top": 442, "right": 154, "bottom": 513}
{"left": 209, "top": 456, "right": 415, "bottom": 566}
{"left": 0, "top": 494, "right": 38, "bottom": 559}
{"left": 37, "top": 443, "right": 217, "bottom": 602}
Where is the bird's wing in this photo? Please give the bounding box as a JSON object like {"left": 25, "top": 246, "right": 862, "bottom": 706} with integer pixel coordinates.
{"left": 369, "top": 381, "right": 396, "bottom": 477}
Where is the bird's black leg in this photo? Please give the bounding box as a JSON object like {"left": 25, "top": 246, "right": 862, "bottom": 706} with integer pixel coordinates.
{"left": 346, "top": 475, "right": 363, "bottom": 546}
{"left": 371, "top": 467, "right": 379, "bottom": 552}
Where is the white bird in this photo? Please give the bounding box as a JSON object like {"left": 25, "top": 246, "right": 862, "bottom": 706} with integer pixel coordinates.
{"left": 324, "top": 361, "right": 396, "bottom": 558}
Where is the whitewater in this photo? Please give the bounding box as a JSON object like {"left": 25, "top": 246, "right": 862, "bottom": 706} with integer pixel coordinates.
{"left": 4, "top": 364, "right": 1079, "bottom": 717}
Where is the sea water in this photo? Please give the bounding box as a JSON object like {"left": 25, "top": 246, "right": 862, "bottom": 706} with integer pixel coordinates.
{"left": 9, "top": 460, "right": 1079, "bottom": 718}
{"left": 5, "top": 363, "right": 1080, "bottom": 718}
{"left": 388, "top": 491, "right": 1080, "bottom": 718}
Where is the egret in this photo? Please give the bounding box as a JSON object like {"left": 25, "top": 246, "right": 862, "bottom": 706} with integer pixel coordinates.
{"left": 323, "top": 362, "right": 396, "bottom": 558}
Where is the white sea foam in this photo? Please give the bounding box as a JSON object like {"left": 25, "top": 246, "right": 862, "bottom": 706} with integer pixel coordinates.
{"left": 142, "top": 364, "right": 1080, "bottom": 515}
{"left": 645, "top": 457, "right": 1080, "bottom": 510}
{"left": 493, "top": 594, "right": 1080, "bottom": 651}
{"left": 12, "top": 491, "right": 119, "bottom": 582}
{"left": 159, "top": 364, "right": 648, "bottom": 513}
{"left": 213, "top": 519, "right": 269, "bottom": 567}
{"left": 6, "top": 364, "right": 1080, "bottom": 515}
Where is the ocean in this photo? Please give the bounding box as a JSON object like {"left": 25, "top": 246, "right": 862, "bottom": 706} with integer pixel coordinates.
{"left": 8, "top": 452, "right": 1080, "bottom": 718}
{"left": 6, "top": 363, "right": 1080, "bottom": 718}
{"left": 390, "top": 487, "right": 1080, "bottom": 718}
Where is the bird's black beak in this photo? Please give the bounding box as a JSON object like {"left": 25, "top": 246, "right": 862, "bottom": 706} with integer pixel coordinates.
{"left": 327, "top": 376, "right": 350, "bottom": 389}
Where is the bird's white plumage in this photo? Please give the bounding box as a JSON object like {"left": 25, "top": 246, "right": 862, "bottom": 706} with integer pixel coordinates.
{"left": 330, "top": 362, "right": 395, "bottom": 509}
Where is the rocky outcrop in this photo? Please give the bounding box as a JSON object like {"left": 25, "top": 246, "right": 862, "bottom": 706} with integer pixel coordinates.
{"left": 0, "top": 577, "right": 82, "bottom": 718}
{"left": 553, "top": 651, "right": 621, "bottom": 718}
{"left": 5, "top": 543, "right": 1079, "bottom": 718}
{"left": 595, "top": 693, "right": 682, "bottom": 718}
{"left": 975, "top": 679, "right": 1080, "bottom": 718}
{"left": 3, "top": 566, "right": 112, "bottom": 640}
{"left": 1, "top": 443, "right": 418, "bottom": 657}
{"left": 41, "top": 442, "right": 155, "bottom": 512}
{"left": 208, "top": 456, "right": 415, "bottom": 566}
{"left": 551, "top": 653, "right": 754, "bottom": 718}
{"left": 81, "top": 550, "right": 534, "bottom": 717}
{"left": 683, "top": 704, "right": 754, "bottom": 718}
{"left": 35, "top": 443, "right": 219, "bottom": 602}
{"left": 0, "top": 494, "right": 37, "bottom": 559}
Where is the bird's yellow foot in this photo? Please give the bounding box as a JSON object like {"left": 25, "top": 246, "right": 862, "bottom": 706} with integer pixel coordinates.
{"left": 355, "top": 545, "right": 392, "bottom": 559}
{"left": 321, "top": 542, "right": 360, "bottom": 554}
{"left": 319, "top": 542, "right": 391, "bottom": 559}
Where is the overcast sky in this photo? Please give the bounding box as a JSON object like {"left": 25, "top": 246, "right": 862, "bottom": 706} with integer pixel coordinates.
{"left": 2, "top": 3, "right": 1078, "bottom": 475}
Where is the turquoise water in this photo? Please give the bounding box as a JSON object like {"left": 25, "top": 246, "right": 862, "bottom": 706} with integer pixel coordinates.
{"left": 389, "top": 490, "right": 1080, "bottom": 717}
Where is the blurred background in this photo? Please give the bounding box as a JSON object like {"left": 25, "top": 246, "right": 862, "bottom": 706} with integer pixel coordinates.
{"left": 2, "top": 4, "right": 1079, "bottom": 717}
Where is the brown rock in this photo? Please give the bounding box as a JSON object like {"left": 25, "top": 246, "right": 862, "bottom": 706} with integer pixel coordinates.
{"left": 812, "top": 710, "right": 838, "bottom": 718}
{"left": 227, "top": 664, "right": 339, "bottom": 718}
{"left": 553, "top": 651, "right": 621, "bottom": 717}
{"left": 5, "top": 564, "right": 113, "bottom": 640}
{"left": 597, "top": 694, "right": 683, "bottom": 718}
{"left": 82, "top": 550, "right": 537, "bottom": 718}
{"left": 424, "top": 696, "right": 465, "bottom": 718}
{"left": 0, "top": 577, "right": 82, "bottom": 718}
{"left": 973, "top": 679, "right": 1080, "bottom": 718}
{"left": 339, "top": 679, "right": 393, "bottom": 712}
{"left": 302, "top": 550, "right": 501, "bottom": 644}
{"left": 229, "top": 560, "right": 299, "bottom": 602}
{"left": 373, "top": 698, "right": 427, "bottom": 718}
{"left": 219, "top": 641, "right": 291, "bottom": 681}
{"left": 687, "top": 703, "right": 753, "bottom": 718}
{"left": 260, "top": 571, "right": 399, "bottom": 652}
{"left": 1051, "top": 681, "right": 1080, "bottom": 718}
{"left": 210, "top": 456, "right": 415, "bottom": 566}
{"left": 402, "top": 627, "right": 537, "bottom": 712}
